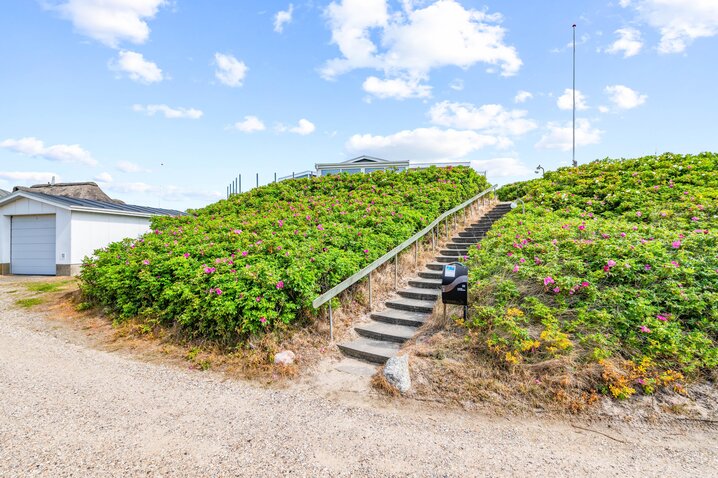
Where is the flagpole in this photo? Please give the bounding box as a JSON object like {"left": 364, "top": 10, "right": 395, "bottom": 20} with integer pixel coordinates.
{"left": 572, "top": 23, "right": 577, "bottom": 167}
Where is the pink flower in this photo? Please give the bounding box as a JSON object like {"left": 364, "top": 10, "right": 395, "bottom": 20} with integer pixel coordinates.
{"left": 534, "top": 257, "right": 542, "bottom": 265}
{"left": 644, "top": 264, "right": 651, "bottom": 271}
{"left": 578, "top": 225, "right": 586, "bottom": 231}
{"left": 671, "top": 261, "right": 680, "bottom": 267}
{"left": 183, "top": 253, "right": 190, "bottom": 258}
{"left": 241, "top": 251, "right": 248, "bottom": 257}
{"left": 276, "top": 281, "right": 284, "bottom": 289}
{"left": 657, "top": 314, "right": 668, "bottom": 321}
{"left": 636, "top": 211, "right": 642, "bottom": 217}
{"left": 260, "top": 317, "right": 267, "bottom": 324}
{"left": 363, "top": 249, "right": 369, "bottom": 254}
{"left": 513, "top": 265, "right": 520, "bottom": 273}
{"left": 553, "top": 287, "right": 560, "bottom": 293}
{"left": 620, "top": 232, "right": 626, "bottom": 238}
{"left": 317, "top": 224, "right": 324, "bottom": 231}
{"left": 552, "top": 239, "right": 558, "bottom": 246}
{"left": 507, "top": 252, "right": 514, "bottom": 257}
{"left": 142, "top": 259, "right": 150, "bottom": 265}
{"left": 544, "top": 276, "right": 555, "bottom": 286}
{"left": 519, "top": 258, "right": 526, "bottom": 264}
{"left": 277, "top": 220, "right": 284, "bottom": 227}
{"left": 256, "top": 296, "right": 261, "bottom": 302}
{"left": 672, "top": 240, "right": 681, "bottom": 249}
{"left": 581, "top": 281, "right": 590, "bottom": 287}
{"left": 216, "top": 288, "right": 223, "bottom": 295}
{"left": 232, "top": 229, "right": 242, "bottom": 234}
{"left": 607, "top": 260, "right": 617, "bottom": 268}
{"left": 204, "top": 266, "right": 216, "bottom": 274}
{"left": 639, "top": 325, "right": 651, "bottom": 333}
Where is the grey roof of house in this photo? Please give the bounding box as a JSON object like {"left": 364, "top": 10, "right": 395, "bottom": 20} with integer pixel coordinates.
{"left": 22, "top": 191, "right": 187, "bottom": 216}
{"left": 0, "top": 189, "right": 9, "bottom": 198}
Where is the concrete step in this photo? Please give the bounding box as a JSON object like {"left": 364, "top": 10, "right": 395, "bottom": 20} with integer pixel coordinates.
{"left": 458, "top": 231, "right": 487, "bottom": 238}
{"left": 408, "top": 277, "right": 442, "bottom": 289}
{"left": 440, "top": 249, "right": 466, "bottom": 256}
{"left": 452, "top": 237, "right": 481, "bottom": 244}
{"left": 418, "top": 269, "right": 442, "bottom": 279}
{"left": 371, "top": 308, "right": 429, "bottom": 327}
{"left": 337, "top": 339, "right": 400, "bottom": 364}
{"left": 426, "top": 262, "right": 445, "bottom": 271}
{"left": 436, "top": 255, "right": 465, "bottom": 263}
{"left": 355, "top": 321, "right": 417, "bottom": 343}
{"left": 464, "top": 226, "right": 491, "bottom": 232}
{"left": 386, "top": 297, "right": 436, "bottom": 313}
{"left": 445, "top": 243, "right": 470, "bottom": 250}
{"left": 398, "top": 287, "right": 440, "bottom": 301}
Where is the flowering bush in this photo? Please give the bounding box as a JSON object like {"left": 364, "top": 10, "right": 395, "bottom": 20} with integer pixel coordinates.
{"left": 465, "top": 153, "right": 718, "bottom": 398}
{"left": 80, "top": 167, "right": 488, "bottom": 340}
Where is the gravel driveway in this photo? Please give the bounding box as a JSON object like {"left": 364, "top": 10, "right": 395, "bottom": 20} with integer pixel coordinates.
{"left": 1, "top": 278, "right": 716, "bottom": 477}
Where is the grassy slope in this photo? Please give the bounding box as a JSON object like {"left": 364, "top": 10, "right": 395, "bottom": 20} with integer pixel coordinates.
{"left": 465, "top": 153, "right": 717, "bottom": 399}
{"left": 80, "top": 167, "right": 488, "bottom": 341}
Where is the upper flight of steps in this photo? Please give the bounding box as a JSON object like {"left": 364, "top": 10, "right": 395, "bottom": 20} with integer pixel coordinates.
{"left": 338, "top": 202, "right": 513, "bottom": 364}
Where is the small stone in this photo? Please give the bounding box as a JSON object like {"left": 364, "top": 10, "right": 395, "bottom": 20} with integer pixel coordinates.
{"left": 383, "top": 354, "right": 411, "bottom": 393}
{"left": 274, "top": 350, "right": 295, "bottom": 365}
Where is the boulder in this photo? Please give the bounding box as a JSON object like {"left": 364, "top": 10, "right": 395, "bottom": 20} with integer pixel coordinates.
{"left": 274, "top": 350, "right": 296, "bottom": 366}
{"left": 383, "top": 354, "right": 411, "bottom": 393}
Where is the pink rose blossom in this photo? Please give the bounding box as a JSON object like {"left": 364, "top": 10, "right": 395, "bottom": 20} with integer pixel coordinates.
{"left": 657, "top": 314, "right": 668, "bottom": 321}
{"left": 639, "top": 325, "right": 651, "bottom": 333}
{"left": 544, "top": 276, "right": 555, "bottom": 286}
{"left": 276, "top": 281, "right": 284, "bottom": 289}
{"left": 672, "top": 240, "right": 681, "bottom": 249}
{"left": 513, "top": 265, "right": 520, "bottom": 273}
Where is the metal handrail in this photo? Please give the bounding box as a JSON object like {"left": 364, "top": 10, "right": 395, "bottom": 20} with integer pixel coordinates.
{"left": 312, "top": 184, "right": 498, "bottom": 338}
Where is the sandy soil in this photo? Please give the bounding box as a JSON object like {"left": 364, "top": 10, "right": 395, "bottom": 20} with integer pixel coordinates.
{"left": 1, "top": 276, "right": 716, "bottom": 477}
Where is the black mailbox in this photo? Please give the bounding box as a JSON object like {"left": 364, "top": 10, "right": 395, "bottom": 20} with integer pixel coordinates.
{"left": 441, "top": 262, "right": 468, "bottom": 306}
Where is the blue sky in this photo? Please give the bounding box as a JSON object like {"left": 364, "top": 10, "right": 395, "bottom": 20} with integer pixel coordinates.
{"left": 1, "top": 0, "right": 716, "bottom": 210}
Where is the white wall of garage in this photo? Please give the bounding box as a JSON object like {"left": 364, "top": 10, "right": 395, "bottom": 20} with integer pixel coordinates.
{"left": 70, "top": 211, "right": 150, "bottom": 265}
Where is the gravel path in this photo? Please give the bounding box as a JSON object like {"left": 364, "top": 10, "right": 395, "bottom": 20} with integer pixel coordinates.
{"left": 1, "top": 279, "right": 716, "bottom": 477}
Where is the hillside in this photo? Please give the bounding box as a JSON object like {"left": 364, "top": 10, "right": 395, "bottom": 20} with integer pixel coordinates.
{"left": 461, "top": 152, "right": 717, "bottom": 401}
{"left": 79, "top": 167, "right": 488, "bottom": 341}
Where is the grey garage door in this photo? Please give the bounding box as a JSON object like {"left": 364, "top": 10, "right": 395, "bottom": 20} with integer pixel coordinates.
{"left": 11, "top": 215, "right": 56, "bottom": 275}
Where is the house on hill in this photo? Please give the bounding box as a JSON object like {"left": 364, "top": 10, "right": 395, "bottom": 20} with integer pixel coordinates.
{"left": 0, "top": 181, "right": 183, "bottom": 276}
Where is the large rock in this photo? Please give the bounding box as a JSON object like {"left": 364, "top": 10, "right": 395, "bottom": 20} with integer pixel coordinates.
{"left": 274, "top": 350, "right": 295, "bottom": 365}
{"left": 383, "top": 354, "right": 411, "bottom": 393}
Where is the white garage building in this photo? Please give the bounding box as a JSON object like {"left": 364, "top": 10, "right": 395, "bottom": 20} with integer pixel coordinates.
{"left": 0, "top": 184, "right": 183, "bottom": 276}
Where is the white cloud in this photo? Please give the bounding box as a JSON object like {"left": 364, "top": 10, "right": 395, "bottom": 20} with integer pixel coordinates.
{"left": 449, "top": 79, "right": 464, "bottom": 91}
{"left": 428, "top": 101, "right": 537, "bottom": 136}
{"left": 214, "top": 53, "right": 247, "bottom": 87}
{"left": 107, "top": 182, "right": 222, "bottom": 202}
{"left": 94, "top": 172, "right": 113, "bottom": 183}
{"left": 0, "top": 171, "right": 60, "bottom": 184}
{"left": 535, "top": 119, "right": 603, "bottom": 151}
{"left": 116, "top": 161, "right": 151, "bottom": 173}
{"left": 605, "top": 27, "right": 643, "bottom": 57}
{"left": 53, "top": 0, "right": 166, "bottom": 48}
{"left": 598, "top": 105, "right": 610, "bottom": 113}
{"left": 289, "top": 119, "right": 316, "bottom": 135}
{"left": 604, "top": 84, "right": 647, "bottom": 109}
{"left": 622, "top": 0, "right": 718, "bottom": 53}
{"left": 346, "top": 127, "right": 507, "bottom": 161}
{"left": 0, "top": 137, "right": 97, "bottom": 166}
{"left": 322, "top": 0, "right": 522, "bottom": 97}
{"left": 274, "top": 4, "right": 294, "bottom": 33}
{"left": 232, "top": 116, "right": 266, "bottom": 133}
{"left": 514, "top": 90, "right": 533, "bottom": 103}
{"left": 110, "top": 50, "right": 163, "bottom": 83}
{"left": 362, "top": 76, "right": 432, "bottom": 99}
{"left": 132, "top": 104, "right": 203, "bottom": 119}
{"left": 470, "top": 157, "right": 532, "bottom": 177}
{"left": 557, "top": 88, "right": 588, "bottom": 110}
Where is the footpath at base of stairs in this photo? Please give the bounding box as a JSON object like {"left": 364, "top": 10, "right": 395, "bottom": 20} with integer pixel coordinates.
{"left": 338, "top": 202, "right": 512, "bottom": 364}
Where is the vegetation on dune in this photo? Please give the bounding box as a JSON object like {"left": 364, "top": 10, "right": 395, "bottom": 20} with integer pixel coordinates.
{"left": 464, "top": 152, "right": 718, "bottom": 399}
{"left": 80, "top": 167, "right": 489, "bottom": 341}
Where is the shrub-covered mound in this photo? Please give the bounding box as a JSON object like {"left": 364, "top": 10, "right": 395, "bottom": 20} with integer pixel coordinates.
{"left": 465, "top": 153, "right": 717, "bottom": 399}
{"left": 80, "top": 167, "right": 488, "bottom": 340}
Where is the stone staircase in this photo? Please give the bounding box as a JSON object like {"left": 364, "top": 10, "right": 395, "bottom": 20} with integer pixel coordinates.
{"left": 337, "top": 202, "right": 513, "bottom": 364}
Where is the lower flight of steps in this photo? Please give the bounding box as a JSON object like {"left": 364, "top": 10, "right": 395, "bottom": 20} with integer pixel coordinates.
{"left": 337, "top": 202, "right": 513, "bottom": 364}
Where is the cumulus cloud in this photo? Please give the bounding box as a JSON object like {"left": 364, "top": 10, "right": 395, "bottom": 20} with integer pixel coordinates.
{"left": 346, "top": 127, "right": 508, "bottom": 161}
{"left": 470, "top": 157, "right": 532, "bottom": 177}
{"left": 231, "top": 116, "right": 266, "bottom": 133}
{"left": 535, "top": 119, "right": 603, "bottom": 151}
{"left": 514, "top": 90, "right": 533, "bottom": 103}
{"left": 274, "top": 4, "right": 294, "bottom": 33}
{"left": 449, "top": 79, "right": 464, "bottom": 91}
{"left": 605, "top": 27, "right": 643, "bottom": 57}
{"left": 428, "top": 101, "right": 537, "bottom": 136}
{"left": 52, "top": 0, "right": 166, "bottom": 48}
{"left": 362, "top": 76, "right": 432, "bottom": 99}
{"left": 132, "top": 104, "right": 203, "bottom": 119}
{"left": 557, "top": 88, "right": 588, "bottom": 110}
{"left": 289, "top": 119, "right": 316, "bottom": 135}
{"left": 604, "top": 84, "right": 647, "bottom": 109}
{"left": 0, "top": 171, "right": 61, "bottom": 184}
{"left": 110, "top": 50, "right": 163, "bottom": 83}
{"left": 214, "top": 53, "right": 247, "bottom": 87}
{"left": 94, "top": 172, "right": 113, "bottom": 183}
{"left": 0, "top": 137, "right": 97, "bottom": 166}
{"left": 322, "top": 0, "right": 521, "bottom": 98}
{"left": 622, "top": 0, "right": 718, "bottom": 53}
{"left": 116, "top": 160, "right": 151, "bottom": 173}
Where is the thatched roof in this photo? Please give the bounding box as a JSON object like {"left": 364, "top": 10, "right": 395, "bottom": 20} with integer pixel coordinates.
{"left": 13, "top": 182, "right": 125, "bottom": 204}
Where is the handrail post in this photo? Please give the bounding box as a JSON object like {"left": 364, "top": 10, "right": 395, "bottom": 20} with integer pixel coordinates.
{"left": 329, "top": 302, "right": 334, "bottom": 342}
{"left": 368, "top": 271, "right": 372, "bottom": 311}
{"left": 414, "top": 240, "right": 418, "bottom": 265}
{"left": 394, "top": 254, "right": 398, "bottom": 289}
